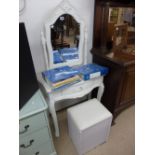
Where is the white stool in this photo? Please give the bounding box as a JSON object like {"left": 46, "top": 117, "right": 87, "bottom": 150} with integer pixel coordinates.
{"left": 67, "top": 98, "right": 113, "bottom": 155}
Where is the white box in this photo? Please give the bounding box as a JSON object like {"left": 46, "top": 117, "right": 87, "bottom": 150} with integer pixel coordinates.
{"left": 67, "top": 98, "right": 112, "bottom": 155}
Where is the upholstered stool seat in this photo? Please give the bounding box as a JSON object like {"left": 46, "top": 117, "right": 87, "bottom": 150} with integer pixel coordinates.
{"left": 67, "top": 98, "right": 112, "bottom": 155}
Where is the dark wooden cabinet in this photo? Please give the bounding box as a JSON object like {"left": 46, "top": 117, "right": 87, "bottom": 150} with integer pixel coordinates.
{"left": 91, "top": 0, "right": 135, "bottom": 120}
{"left": 92, "top": 49, "right": 135, "bottom": 119}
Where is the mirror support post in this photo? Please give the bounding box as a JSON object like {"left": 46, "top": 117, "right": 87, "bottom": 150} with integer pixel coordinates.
{"left": 41, "top": 31, "right": 49, "bottom": 70}
{"left": 84, "top": 28, "right": 88, "bottom": 65}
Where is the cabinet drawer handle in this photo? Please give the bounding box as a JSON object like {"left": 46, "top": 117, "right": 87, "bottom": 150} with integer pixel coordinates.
{"left": 20, "top": 125, "right": 30, "bottom": 134}
{"left": 20, "top": 139, "right": 34, "bottom": 148}
{"left": 35, "top": 152, "right": 40, "bottom": 155}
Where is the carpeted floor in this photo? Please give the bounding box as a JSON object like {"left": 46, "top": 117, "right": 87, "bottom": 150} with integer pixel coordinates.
{"left": 51, "top": 105, "right": 135, "bottom": 155}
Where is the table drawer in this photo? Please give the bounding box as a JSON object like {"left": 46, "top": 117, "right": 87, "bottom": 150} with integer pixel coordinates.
{"left": 21, "top": 140, "right": 55, "bottom": 155}
{"left": 57, "top": 77, "right": 103, "bottom": 98}
{"left": 19, "top": 127, "right": 50, "bottom": 154}
{"left": 19, "top": 112, "right": 47, "bottom": 136}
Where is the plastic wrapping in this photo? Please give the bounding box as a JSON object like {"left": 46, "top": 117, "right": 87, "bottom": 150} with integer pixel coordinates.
{"left": 42, "top": 66, "right": 80, "bottom": 83}
{"left": 53, "top": 48, "right": 79, "bottom": 63}
{"left": 42, "top": 64, "right": 109, "bottom": 91}
{"left": 53, "top": 50, "right": 64, "bottom": 64}
{"left": 74, "top": 63, "right": 109, "bottom": 80}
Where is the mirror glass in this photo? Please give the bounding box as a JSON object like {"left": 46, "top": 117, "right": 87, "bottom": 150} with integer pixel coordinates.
{"left": 107, "top": 7, "right": 135, "bottom": 54}
{"left": 50, "top": 14, "right": 80, "bottom": 64}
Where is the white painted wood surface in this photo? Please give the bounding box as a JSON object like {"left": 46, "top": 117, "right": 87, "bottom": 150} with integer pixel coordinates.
{"left": 38, "top": 0, "right": 105, "bottom": 137}
{"left": 42, "top": 0, "right": 86, "bottom": 69}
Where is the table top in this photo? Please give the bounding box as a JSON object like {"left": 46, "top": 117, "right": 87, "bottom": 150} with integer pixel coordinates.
{"left": 19, "top": 90, "right": 48, "bottom": 120}
{"left": 92, "top": 48, "right": 135, "bottom": 66}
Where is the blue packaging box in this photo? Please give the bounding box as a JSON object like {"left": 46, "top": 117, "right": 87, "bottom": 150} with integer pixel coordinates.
{"left": 74, "top": 63, "right": 109, "bottom": 80}
{"left": 53, "top": 50, "right": 64, "bottom": 64}
{"left": 42, "top": 66, "right": 80, "bottom": 83}
{"left": 59, "top": 47, "right": 79, "bottom": 61}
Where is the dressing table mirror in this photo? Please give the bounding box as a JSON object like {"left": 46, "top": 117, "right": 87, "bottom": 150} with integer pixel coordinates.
{"left": 38, "top": 0, "right": 105, "bottom": 137}
{"left": 41, "top": 0, "right": 87, "bottom": 70}
{"left": 50, "top": 14, "right": 80, "bottom": 64}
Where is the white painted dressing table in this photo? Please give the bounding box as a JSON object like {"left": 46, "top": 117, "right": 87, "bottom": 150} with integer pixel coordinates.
{"left": 37, "top": 0, "right": 105, "bottom": 137}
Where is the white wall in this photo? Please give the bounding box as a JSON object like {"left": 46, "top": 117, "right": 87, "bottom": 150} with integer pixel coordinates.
{"left": 20, "top": 0, "right": 95, "bottom": 73}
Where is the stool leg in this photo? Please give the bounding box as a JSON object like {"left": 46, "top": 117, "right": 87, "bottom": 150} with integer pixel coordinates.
{"left": 48, "top": 98, "right": 60, "bottom": 137}
{"left": 97, "top": 83, "right": 104, "bottom": 101}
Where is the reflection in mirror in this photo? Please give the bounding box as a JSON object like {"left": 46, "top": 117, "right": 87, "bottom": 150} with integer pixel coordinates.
{"left": 50, "top": 14, "right": 80, "bottom": 64}
{"left": 107, "top": 7, "right": 135, "bottom": 54}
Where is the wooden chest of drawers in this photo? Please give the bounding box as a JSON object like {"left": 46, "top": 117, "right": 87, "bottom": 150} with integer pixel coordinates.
{"left": 19, "top": 90, "right": 57, "bottom": 155}
{"left": 91, "top": 49, "right": 135, "bottom": 120}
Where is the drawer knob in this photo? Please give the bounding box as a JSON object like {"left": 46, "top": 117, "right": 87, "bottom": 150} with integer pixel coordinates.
{"left": 20, "top": 139, "right": 34, "bottom": 148}
{"left": 35, "top": 152, "right": 40, "bottom": 155}
{"left": 19, "top": 125, "right": 30, "bottom": 134}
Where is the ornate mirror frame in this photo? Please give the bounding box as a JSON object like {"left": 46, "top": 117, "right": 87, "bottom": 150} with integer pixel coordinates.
{"left": 41, "top": 0, "right": 87, "bottom": 69}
